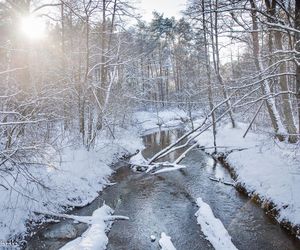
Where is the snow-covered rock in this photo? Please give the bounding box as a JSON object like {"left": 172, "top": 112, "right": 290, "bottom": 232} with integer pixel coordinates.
{"left": 150, "top": 234, "right": 156, "bottom": 242}
{"left": 59, "top": 204, "right": 114, "bottom": 250}
{"left": 159, "top": 232, "right": 176, "bottom": 250}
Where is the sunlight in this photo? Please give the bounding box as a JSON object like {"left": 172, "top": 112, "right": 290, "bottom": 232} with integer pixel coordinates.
{"left": 20, "top": 15, "right": 46, "bottom": 40}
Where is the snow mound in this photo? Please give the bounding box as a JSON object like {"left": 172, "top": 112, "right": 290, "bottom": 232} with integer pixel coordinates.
{"left": 159, "top": 232, "right": 176, "bottom": 250}
{"left": 130, "top": 151, "right": 147, "bottom": 166}
{"left": 195, "top": 197, "right": 237, "bottom": 250}
{"left": 133, "top": 109, "right": 190, "bottom": 132}
{"left": 60, "top": 204, "right": 113, "bottom": 250}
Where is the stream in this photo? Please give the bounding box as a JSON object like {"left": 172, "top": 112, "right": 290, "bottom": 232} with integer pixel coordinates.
{"left": 25, "top": 129, "right": 300, "bottom": 250}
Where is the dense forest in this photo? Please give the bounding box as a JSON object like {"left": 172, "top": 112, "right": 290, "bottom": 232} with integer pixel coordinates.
{"left": 1, "top": 0, "right": 299, "bottom": 156}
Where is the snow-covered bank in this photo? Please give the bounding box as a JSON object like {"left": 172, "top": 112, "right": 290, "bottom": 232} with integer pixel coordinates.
{"left": 0, "top": 128, "right": 142, "bottom": 245}
{"left": 195, "top": 122, "right": 300, "bottom": 235}
{"left": 195, "top": 197, "right": 237, "bottom": 250}
{"left": 133, "top": 109, "right": 198, "bottom": 133}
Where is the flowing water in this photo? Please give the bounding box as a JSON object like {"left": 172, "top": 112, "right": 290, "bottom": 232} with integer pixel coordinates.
{"left": 25, "top": 129, "right": 300, "bottom": 250}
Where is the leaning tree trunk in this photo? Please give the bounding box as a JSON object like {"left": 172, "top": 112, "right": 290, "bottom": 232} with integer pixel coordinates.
{"left": 265, "top": 0, "right": 298, "bottom": 143}
{"left": 295, "top": 0, "right": 300, "bottom": 137}
{"left": 274, "top": 31, "right": 298, "bottom": 143}
{"left": 250, "top": 0, "right": 286, "bottom": 141}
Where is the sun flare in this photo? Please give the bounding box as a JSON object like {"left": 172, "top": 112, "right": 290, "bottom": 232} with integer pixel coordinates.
{"left": 20, "top": 15, "right": 46, "bottom": 40}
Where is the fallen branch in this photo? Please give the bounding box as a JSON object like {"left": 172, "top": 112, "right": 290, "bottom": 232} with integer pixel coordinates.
{"left": 120, "top": 149, "right": 140, "bottom": 160}
{"left": 209, "top": 177, "right": 235, "bottom": 187}
{"left": 174, "top": 142, "right": 199, "bottom": 164}
{"left": 34, "top": 211, "right": 129, "bottom": 224}
{"left": 152, "top": 165, "right": 186, "bottom": 174}
{"left": 146, "top": 162, "right": 183, "bottom": 173}
{"left": 130, "top": 161, "right": 186, "bottom": 175}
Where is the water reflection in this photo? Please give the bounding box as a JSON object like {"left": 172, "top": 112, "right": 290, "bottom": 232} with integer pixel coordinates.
{"left": 142, "top": 129, "right": 187, "bottom": 163}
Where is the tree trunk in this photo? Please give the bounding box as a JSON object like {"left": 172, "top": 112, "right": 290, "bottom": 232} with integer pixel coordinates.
{"left": 265, "top": 0, "right": 297, "bottom": 142}
{"left": 274, "top": 31, "right": 298, "bottom": 142}
{"left": 203, "top": 0, "right": 217, "bottom": 152}
{"left": 100, "top": 0, "right": 107, "bottom": 93}
{"left": 295, "top": 0, "right": 300, "bottom": 137}
{"left": 211, "top": 0, "right": 235, "bottom": 128}
{"left": 249, "top": 0, "right": 286, "bottom": 141}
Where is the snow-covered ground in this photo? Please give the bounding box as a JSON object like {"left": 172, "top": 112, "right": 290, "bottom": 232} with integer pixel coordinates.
{"left": 3, "top": 108, "right": 298, "bottom": 247}
{"left": 195, "top": 197, "right": 237, "bottom": 250}
{"left": 0, "top": 109, "right": 190, "bottom": 246}
{"left": 133, "top": 109, "right": 197, "bottom": 133}
{"left": 0, "top": 128, "right": 143, "bottom": 245}
{"left": 134, "top": 110, "right": 300, "bottom": 233}
{"left": 194, "top": 121, "right": 300, "bottom": 230}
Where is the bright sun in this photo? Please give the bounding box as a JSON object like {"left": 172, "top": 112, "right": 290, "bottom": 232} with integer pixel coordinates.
{"left": 20, "top": 15, "right": 46, "bottom": 40}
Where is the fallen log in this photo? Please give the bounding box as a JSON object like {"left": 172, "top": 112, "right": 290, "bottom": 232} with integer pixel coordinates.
{"left": 34, "top": 211, "right": 129, "bottom": 224}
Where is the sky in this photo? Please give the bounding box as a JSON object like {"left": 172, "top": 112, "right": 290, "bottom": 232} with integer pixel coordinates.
{"left": 138, "top": 0, "right": 187, "bottom": 21}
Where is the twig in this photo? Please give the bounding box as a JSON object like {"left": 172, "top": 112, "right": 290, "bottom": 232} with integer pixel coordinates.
{"left": 209, "top": 177, "right": 235, "bottom": 187}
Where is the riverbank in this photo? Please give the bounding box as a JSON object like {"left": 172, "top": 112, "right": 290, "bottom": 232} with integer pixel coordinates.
{"left": 133, "top": 109, "right": 198, "bottom": 134}
{"left": 63, "top": 127, "right": 300, "bottom": 250}
{"left": 5, "top": 109, "right": 299, "bottom": 247}
{"left": 4, "top": 109, "right": 188, "bottom": 248}
{"left": 131, "top": 110, "right": 300, "bottom": 238}
{"left": 0, "top": 127, "right": 143, "bottom": 246}
{"left": 194, "top": 122, "right": 300, "bottom": 238}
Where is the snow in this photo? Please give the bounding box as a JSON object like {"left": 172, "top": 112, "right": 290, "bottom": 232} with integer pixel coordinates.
{"left": 0, "top": 128, "right": 143, "bottom": 244}
{"left": 1, "top": 109, "right": 193, "bottom": 243}
{"left": 195, "top": 197, "right": 237, "bottom": 250}
{"left": 133, "top": 109, "right": 193, "bottom": 133}
{"left": 130, "top": 150, "right": 147, "bottom": 166}
{"left": 60, "top": 204, "right": 113, "bottom": 250}
{"left": 159, "top": 232, "right": 176, "bottom": 250}
{"left": 195, "top": 121, "right": 300, "bottom": 228}
{"left": 152, "top": 165, "right": 186, "bottom": 174}
{"left": 3, "top": 106, "right": 299, "bottom": 246}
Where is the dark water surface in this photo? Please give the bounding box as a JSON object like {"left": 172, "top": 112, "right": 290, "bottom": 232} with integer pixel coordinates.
{"left": 25, "top": 129, "right": 300, "bottom": 250}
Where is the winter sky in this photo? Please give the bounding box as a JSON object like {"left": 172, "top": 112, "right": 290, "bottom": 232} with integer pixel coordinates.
{"left": 138, "top": 0, "right": 186, "bottom": 21}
